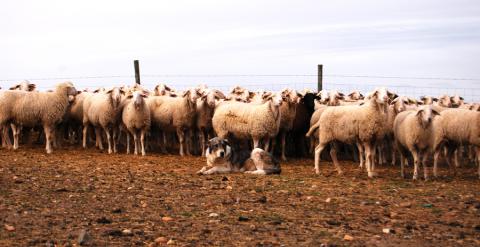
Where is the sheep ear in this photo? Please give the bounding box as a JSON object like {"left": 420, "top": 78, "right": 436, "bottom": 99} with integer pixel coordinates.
{"left": 200, "top": 94, "right": 207, "bottom": 101}
{"left": 432, "top": 109, "right": 440, "bottom": 116}
{"left": 420, "top": 96, "right": 426, "bottom": 101}
{"left": 28, "top": 84, "right": 36, "bottom": 91}
{"left": 182, "top": 90, "right": 190, "bottom": 97}
{"left": 416, "top": 109, "right": 424, "bottom": 117}
{"left": 460, "top": 96, "right": 464, "bottom": 100}
{"left": 9, "top": 85, "right": 19, "bottom": 90}
{"left": 214, "top": 90, "right": 226, "bottom": 99}
{"left": 432, "top": 97, "right": 438, "bottom": 102}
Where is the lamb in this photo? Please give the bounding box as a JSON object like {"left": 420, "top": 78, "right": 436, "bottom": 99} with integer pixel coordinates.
{"left": 82, "top": 87, "right": 124, "bottom": 154}
{"left": 432, "top": 108, "right": 480, "bottom": 178}
{"left": 212, "top": 92, "right": 283, "bottom": 150}
{"left": 148, "top": 88, "right": 201, "bottom": 156}
{"left": 313, "top": 88, "right": 390, "bottom": 177}
{"left": 122, "top": 91, "right": 151, "bottom": 156}
{"left": 393, "top": 105, "right": 440, "bottom": 180}
{"left": 0, "top": 82, "right": 77, "bottom": 153}
{"left": 196, "top": 89, "right": 226, "bottom": 156}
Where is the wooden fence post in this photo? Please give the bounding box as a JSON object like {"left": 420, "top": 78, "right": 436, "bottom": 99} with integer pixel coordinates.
{"left": 317, "top": 64, "right": 323, "bottom": 92}
{"left": 134, "top": 60, "right": 140, "bottom": 84}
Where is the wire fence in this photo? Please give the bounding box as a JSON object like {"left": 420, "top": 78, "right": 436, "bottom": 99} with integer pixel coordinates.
{"left": 1, "top": 74, "right": 480, "bottom": 102}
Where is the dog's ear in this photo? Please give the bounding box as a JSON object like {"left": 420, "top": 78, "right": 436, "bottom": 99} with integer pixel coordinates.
{"left": 205, "top": 146, "right": 211, "bottom": 157}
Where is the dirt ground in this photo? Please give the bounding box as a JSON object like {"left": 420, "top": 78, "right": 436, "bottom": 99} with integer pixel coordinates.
{"left": 1, "top": 145, "right": 479, "bottom": 247}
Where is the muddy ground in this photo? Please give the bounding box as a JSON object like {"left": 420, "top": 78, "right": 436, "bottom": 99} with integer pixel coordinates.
{"left": 0, "top": 146, "right": 479, "bottom": 247}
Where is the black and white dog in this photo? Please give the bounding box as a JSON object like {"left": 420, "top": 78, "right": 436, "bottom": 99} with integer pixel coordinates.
{"left": 197, "top": 137, "right": 281, "bottom": 175}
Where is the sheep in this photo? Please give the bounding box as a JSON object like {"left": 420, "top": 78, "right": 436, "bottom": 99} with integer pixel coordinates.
{"left": 196, "top": 89, "right": 226, "bottom": 156}
{"left": 0, "top": 82, "right": 77, "bottom": 153}
{"left": 148, "top": 88, "right": 201, "bottom": 156}
{"left": 432, "top": 108, "right": 480, "bottom": 178}
{"left": 384, "top": 96, "right": 409, "bottom": 166}
{"left": 393, "top": 105, "right": 440, "bottom": 180}
{"left": 212, "top": 92, "right": 283, "bottom": 151}
{"left": 420, "top": 96, "right": 438, "bottom": 105}
{"left": 82, "top": 87, "right": 124, "bottom": 154}
{"left": 122, "top": 91, "right": 151, "bottom": 156}
{"left": 290, "top": 91, "right": 315, "bottom": 157}
{"left": 273, "top": 89, "right": 301, "bottom": 161}
{"left": 313, "top": 88, "right": 390, "bottom": 178}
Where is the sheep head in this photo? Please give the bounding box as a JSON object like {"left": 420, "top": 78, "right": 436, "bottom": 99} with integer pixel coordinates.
{"left": 416, "top": 105, "right": 440, "bottom": 129}
{"left": 391, "top": 96, "right": 408, "bottom": 113}
{"left": 347, "top": 90, "right": 364, "bottom": 100}
{"left": 420, "top": 96, "right": 438, "bottom": 105}
{"left": 154, "top": 83, "right": 174, "bottom": 96}
{"left": 10, "top": 80, "right": 36, "bottom": 91}
{"left": 438, "top": 95, "right": 452, "bottom": 107}
{"left": 183, "top": 88, "right": 201, "bottom": 104}
{"left": 201, "top": 89, "right": 225, "bottom": 107}
{"left": 106, "top": 87, "right": 123, "bottom": 109}
{"left": 450, "top": 95, "right": 464, "bottom": 108}
{"left": 127, "top": 91, "right": 147, "bottom": 110}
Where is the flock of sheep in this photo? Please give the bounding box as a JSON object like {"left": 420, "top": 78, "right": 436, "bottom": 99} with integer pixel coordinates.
{"left": 0, "top": 80, "right": 478, "bottom": 180}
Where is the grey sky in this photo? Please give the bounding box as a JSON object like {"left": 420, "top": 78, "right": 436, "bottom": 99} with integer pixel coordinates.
{"left": 1, "top": 0, "right": 480, "bottom": 99}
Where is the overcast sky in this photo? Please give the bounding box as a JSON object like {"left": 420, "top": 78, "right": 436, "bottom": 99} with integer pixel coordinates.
{"left": 1, "top": 0, "right": 480, "bottom": 98}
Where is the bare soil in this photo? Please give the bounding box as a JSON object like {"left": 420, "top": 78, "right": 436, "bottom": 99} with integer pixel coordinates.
{"left": 1, "top": 146, "right": 479, "bottom": 246}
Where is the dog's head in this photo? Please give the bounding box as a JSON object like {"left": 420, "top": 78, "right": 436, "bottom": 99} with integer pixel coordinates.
{"left": 206, "top": 137, "right": 232, "bottom": 159}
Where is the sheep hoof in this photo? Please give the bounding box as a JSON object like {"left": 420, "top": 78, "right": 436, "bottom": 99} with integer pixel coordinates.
{"left": 315, "top": 170, "right": 321, "bottom": 175}
{"left": 367, "top": 171, "right": 377, "bottom": 178}
{"left": 281, "top": 156, "right": 287, "bottom": 162}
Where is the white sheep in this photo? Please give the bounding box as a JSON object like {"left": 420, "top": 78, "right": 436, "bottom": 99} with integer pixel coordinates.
{"left": 432, "top": 108, "right": 480, "bottom": 178}
{"left": 393, "top": 105, "right": 440, "bottom": 180}
{"left": 0, "top": 82, "right": 77, "bottom": 153}
{"left": 148, "top": 88, "right": 201, "bottom": 156}
{"left": 82, "top": 87, "right": 124, "bottom": 154}
{"left": 313, "top": 88, "right": 390, "bottom": 178}
{"left": 212, "top": 92, "right": 283, "bottom": 150}
{"left": 196, "top": 89, "right": 226, "bottom": 156}
{"left": 122, "top": 91, "right": 151, "bottom": 156}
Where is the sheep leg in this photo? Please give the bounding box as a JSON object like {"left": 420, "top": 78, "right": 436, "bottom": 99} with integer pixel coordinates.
{"left": 185, "top": 129, "right": 192, "bottom": 156}
{"left": 412, "top": 151, "right": 420, "bottom": 180}
{"left": 177, "top": 128, "right": 185, "bottom": 156}
{"left": 433, "top": 148, "right": 441, "bottom": 178}
{"left": 400, "top": 152, "right": 406, "bottom": 178}
{"left": 199, "top": 130, "right": 206, "bottom": 156}
{"left": 161, "top": 132, "right": 168, "bottom": 153}
{"left": 280, "top": 131, "right": 287, "bottom": 161}
{"left": 264, "top": 137, "right": 270, "bottom": 153}
{"left": 391, "top": 146, "right": 397, "bottom": 166}
{"left": 422, "top": 153, "right": 429, "bottom": 181}
{"left": 476, "top": 146, "right": 480, "bottom": 179}
{"left": 140, "top": 129, "right": 146, "bottom": 156}
{"left": 356, "top": 142, "right": 365, "bottom": 169}
{"left": 364, "top": 143, "right": 376, "bottom": 178}
{"left": 11, "top": 124, "right": 21, "bottom": 150}
{"left": 314, "top": 143, "right": 327, "bottom": 175}
{"left": 253, "top": 138, "right": 260, "bottom": 149}
{"left": 112, "top": 127, "right": 118, "bottom": 154}
{"left": 330, "top": 142, "right": 343, "bottom": 175}
{"left": 126, "top": 132, "right": 130, "bottom": 154}
{"left": 453, "top": 149, "right": 460, "bottom": 168}
{"left": 104, "top": 127, "right": 113, "bottom": 154}
{"left": 95, "top": 127, "right": 103, "bottom": 150}
{"left": 446, "top": 147, "right": 457, "bottom": 177}
{"left": 82, "top": 125, "right": 88, "bottom": 148}
{"left": 44, "top": 125, "right": 53, "bottom": 154}
{"left": 133, "top": 131, "right": 139, "bottom": 155}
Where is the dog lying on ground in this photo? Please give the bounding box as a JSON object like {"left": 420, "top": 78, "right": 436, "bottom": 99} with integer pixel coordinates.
{"left": 196, "top": 137, "right": 281, "bottom": 175}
